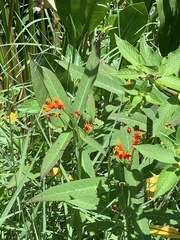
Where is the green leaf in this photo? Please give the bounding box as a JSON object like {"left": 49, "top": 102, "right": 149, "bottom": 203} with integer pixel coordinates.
{"left": 109, "top": 112, "right": 147, "bottom": 131}
{"left": 82, "top": 151, "right": 96, "bottom": 178}
{"left": 72, "top": 41, "right": 100, "bottom": 113}
{"left": 135, "top": 144, "right": 176, "bottom": 164}
{"left": 57, "top": 61, "right": 124, "bottom": 96}
{"left": 130, "top": 95, "right": 142, "bottom": 111}
{"left": 120, "top": 3, "right": 148, "bottom": 42}
{"left": 113, "top": 68, "right": 146, "bottom": 79}
{"left": 115, "top": 35, "right": 145, "bottom": 67}
{"left": 86, "top": 221, "right": 121, "bottom": 232}
{"left": 157, "top": 0, "right": 180, "bottom": 56}
{"left": 79, "top": 127, "right": 106, "bottom": 156}
{"left": 17, "top": 99, "right": 40, "bottom": 114}
{"left": 156, "top": 76, "right": 180, "bottom": 92}
{"left": 159, "top": 48, "right": 180, "bottom": 76}
{"left": 30, "top": 57, "right": 48, "bottom": 107}
{"left": 145, "top": 93, "right": 163, "bottom": 105}
{"left": 176, "top": 124, "right": 180, "bottom": 143}
{"left": 55, "top": 0, "right": 109, "bottom": 48}
{"left": 144, "top": 208, "right": 180, "bottom": 225}
{"left": 95, "top": 63, "right": 125, "bottom": 96}
{"left": 29, "top": 177, "right": 107, "bottom": 202}
{"left": 130, "top": 205, "right": 151, "bottom": 239}
{"left": 154, "top": 164, "right": 180, "bottom": 198}
{"left": 110, "top": 2, "right": 148, "bottom": 52}
{"left": 124, "top": 169, "right": 143, "bottom": 204}
{"left": 7, "top": 165, "right": 40, "bottom": 188}
{"left": 140, "top": 38, "right": 162, "bottom": 67}
{"left": 153, "top": 97, "right": 179, "bottom": 135}
{"left": 42, "top": 67, "right": 71, "bottom": 111}
{"left": 41, "top": 131, "right": 73, "bottom": 179}
{"left": 68, "top": 196, "right": 104, "bottom": 210}
{"left": 85, "top": 92, "right": 96, "bottom": 122}
{"left": 30, "top": 58, "right": 71, "bottom": 111}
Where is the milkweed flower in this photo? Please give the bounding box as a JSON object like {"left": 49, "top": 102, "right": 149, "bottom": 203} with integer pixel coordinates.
{"left": 83, "top": 123, "right": 92, "bottom": 132}
{"left": 132, "top": 130, "right": 141, "bottom": 145}
{"left": 41, "top": 97, "right": 64, "bottom": 117}
{"left": 114, "top": 141, "right": 131, "bottom": 161}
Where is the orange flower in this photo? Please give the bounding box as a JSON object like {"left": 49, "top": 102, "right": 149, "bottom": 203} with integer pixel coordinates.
{"left": 41, "top": 97, "right": 64, "bottom": 117}
{"left": 114, "top": 141, "right": 123, "bottom": 151}
{"left": 114, "top": 141, "right": 131, "bottom": 161}
{"left": 132, "top": 130, "right": 141, "bottom": 145}
{"left": 124, "top": 150, "right": 131, "bottom": 160}
{"left": 83, "top": 123, "right": 92, "bottom": 132}
{"left": 46, "top": 98, "right": 51, "bottom": 103}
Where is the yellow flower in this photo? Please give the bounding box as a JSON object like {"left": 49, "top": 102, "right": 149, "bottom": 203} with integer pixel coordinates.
{"left": 126, "top": 79, "right": 131, "bottom": 85}
{"left": 54, "top": 112, "right": 59, "bottom": 117}
{"left": 9, "top": 112, "right": 18, "bottom": 123}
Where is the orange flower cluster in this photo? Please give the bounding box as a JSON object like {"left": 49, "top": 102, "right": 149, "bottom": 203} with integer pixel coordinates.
{"left": 42, "top": 97, "right": 64, "bottom": 118}
{"left": 114, "top": 141, "right": 131, "bottom": 161}
{"left": 132, "top": 130, "right": 141, "bottom": 145}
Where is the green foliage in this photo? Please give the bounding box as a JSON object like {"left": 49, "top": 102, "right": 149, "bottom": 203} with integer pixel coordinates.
{"left": 54, "top": 0, "right": 110, "bottom": 58}
{"left": 157, "top": 0, "right": 180, "bottom": 56}
{"left": 1, "top": 0, "right": 180, "bottom": 239}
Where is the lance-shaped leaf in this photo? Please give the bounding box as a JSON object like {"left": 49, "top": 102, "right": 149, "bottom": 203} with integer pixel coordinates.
{"left": 115, "top": 34, "right": 145, "bottom": 67}
{"left": 135, "top": 144, "right": 176, "bottom": 164}
{"left": 159, "top": 48, "right": 180, "bottom": 76}
{"left": 29, "top": 177, "right": 107, "bottom": 203}
{"left": 156, "top": 76, "right": 180, "bottom": 92}
{"left": 58, "top": 60, "right": 124, "bottom": 96}
{"left": 72, "top": 40, "right": 100, "bottom": 113}
{"left": 41, "top": 66, "right": 71, "bottom": 111}
{"left": 113, "top": 68, "right": 146, "bottom": 79}
{"left": 41, "top": 131, "right": 73, "bottom": 179}
{"left": 79, "top": 127, "right": 106, "bottom": 156}
{"left": 30, "top": 58, "right": 71, "bottom": 111}
{"left": 30, "top": 57, "right": 48, "bottom": 107}
{"left": 154, "top": 164, "right": 180, "bottom": 199}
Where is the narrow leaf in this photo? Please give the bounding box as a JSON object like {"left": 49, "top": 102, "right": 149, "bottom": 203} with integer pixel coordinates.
{"left": 135, "top": 144, "right": 176, "bottom": 164}
{"left": 41, "top": 131, "right": 73, "bottom": 179}
{"left": 144, "top": 208, "right": 180, "bottom": 225}
{"left": 79, "top": 128, "right": 106, "bottom": 155}
{"left": 113, "top": 68, "right": 146, "bottom": 79}
{"left": 42, "top": 66, "right": 71, "bottom": 110}
{"left": 73, "top": 40, "right": 100, "bottom": 113}
{"left": 29, "top": 177, "right": 107, "bottom": 202}
{"left": 109, "top": 112, "right": 147, "bottom": 131}
{"left": 57, "top": 61, "right": 124, "bottom": 96}
{"left": 82, "top": 151, "right": 96, "bottom": 178}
